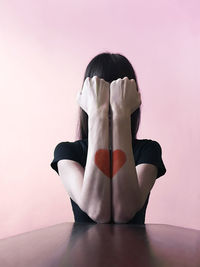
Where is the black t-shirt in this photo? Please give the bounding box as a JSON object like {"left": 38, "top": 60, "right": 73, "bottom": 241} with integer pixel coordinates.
{"left": 50, "top": 138, "right": 166, "bottom": 224}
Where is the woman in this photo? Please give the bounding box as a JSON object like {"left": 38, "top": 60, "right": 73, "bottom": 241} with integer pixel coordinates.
{"left": 50, "top": 52, "right": 166, "bottom": 224}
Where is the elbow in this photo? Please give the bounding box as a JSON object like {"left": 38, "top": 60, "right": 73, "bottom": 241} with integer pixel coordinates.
{"left": 113, "top": 212, "right": 136, "bottom": 224}
{"left": 112, "top": 193, "right": 142, "bottom": 224}
{"left": 113, "top": 205, "right": 141, "bottom": 224}
{"left": 88, "top": 208, "right": 111, "bottom": 224}
{"left": 79, "top": 205, "right": 111, "bottom": 224}
{"left": 79, "top": 197, "right": 111, "bottom": 224}
{"left": 93, "top": 210, "right": 112, "bottom": 224}
{"left": 95, "top": 218, "right": 111, "bottom": 224}
{"left": 90, "top": 213, "right": 111, "bottom": 224}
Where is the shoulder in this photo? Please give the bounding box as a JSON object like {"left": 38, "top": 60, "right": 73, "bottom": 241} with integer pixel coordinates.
{"left": 54, "top": 140, "right": 82, "bottom": 152}
{"left": 135, "top": 138, "right": 166, "bottom": 179}
{"left": 50, "top": 139, "right": 84, "bottom": 174}
{"left": 135, "top": 138, "right": 163, "bottom": 159}
{"left": 54, "top": 140, "right": 80, "bottom": 150}
{"left": 53, "top": 140, "right": 82, "bottom": 156}
{"left": 134, "top": 138, "right": 162, "bottom": 151}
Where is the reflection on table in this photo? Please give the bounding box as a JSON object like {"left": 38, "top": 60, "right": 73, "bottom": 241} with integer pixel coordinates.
{"left": 0, "top": 223, "right": 199, "bottom": 267}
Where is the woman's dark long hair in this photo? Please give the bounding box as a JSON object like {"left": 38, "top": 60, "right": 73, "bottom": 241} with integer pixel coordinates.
{"left": 75, "top": 52, "right": 142, "bottom": 141}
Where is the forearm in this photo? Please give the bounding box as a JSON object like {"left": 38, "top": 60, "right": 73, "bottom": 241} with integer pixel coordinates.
{"left": 111, "top": 112, "right": 141, "bottom": 223}
{"left": 79, "top": 111, "right": 111, "bottom": 223}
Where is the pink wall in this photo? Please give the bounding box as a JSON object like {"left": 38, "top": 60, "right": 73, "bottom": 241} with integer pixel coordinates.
{"left": 0, "top": 0, "right": 199, "bottom": 239}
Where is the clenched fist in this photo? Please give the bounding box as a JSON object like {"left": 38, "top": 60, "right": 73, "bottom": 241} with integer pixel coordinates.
{"left": 76, "top": 76, "right": 110, "bottom": 117}
{"left": 110, "top": 77, "right": 141, "bottom": 116}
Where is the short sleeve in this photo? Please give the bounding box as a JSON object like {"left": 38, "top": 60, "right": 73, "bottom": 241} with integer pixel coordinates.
{"left": 136, "top": 140, "right": 167, "bottom": 179}
{"left": 50, "top": 141, "right": 82, "bottom": 175}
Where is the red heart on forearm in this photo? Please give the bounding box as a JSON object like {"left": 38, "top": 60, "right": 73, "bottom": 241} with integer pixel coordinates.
{"left": 95, "top": 149, "right": 126, "bottom": 178}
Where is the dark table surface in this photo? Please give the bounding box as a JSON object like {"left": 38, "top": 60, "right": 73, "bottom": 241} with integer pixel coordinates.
{"left": 0, "top": 222, "right": 199, "bottom": 267}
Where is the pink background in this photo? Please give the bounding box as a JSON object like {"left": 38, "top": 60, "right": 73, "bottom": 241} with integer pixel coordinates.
{"left": 0, "top": 0, "right": 199, "bottom": 239}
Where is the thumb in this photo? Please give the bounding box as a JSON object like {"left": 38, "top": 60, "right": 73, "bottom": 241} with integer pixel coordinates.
{"left": 76, "top": 90, "right": 81, "bottom": 105}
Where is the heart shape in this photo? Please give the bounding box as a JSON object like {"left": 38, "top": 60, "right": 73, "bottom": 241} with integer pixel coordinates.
{"left": 95, "top": 149, "right": 126, "bottom": 178}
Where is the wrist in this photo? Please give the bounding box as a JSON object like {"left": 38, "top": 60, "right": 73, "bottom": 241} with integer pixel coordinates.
{"left": 111, "top": 108, "right": 130, "bottom": 119}
{"left": 89, "top": 109, "right": 109, "bottom": 120}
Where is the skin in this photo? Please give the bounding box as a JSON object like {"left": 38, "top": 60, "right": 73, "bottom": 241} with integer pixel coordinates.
{"left": 110, "top": 77, "right": 142, "bottom": 222}
{"left": 77, "top": 76, "right": 142, "bottom": 223}
{"left": 76, "top": 76, "right": 111, "bottom": 222}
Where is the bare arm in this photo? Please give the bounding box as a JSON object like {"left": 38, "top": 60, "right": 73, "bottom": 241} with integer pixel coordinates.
{"left": 110, "top": 77, "right": 142, "bottom": 223}
{"left": 111, "top": 112, "right": 141, "bottom": 223}
{"left": 79, "top": 111, "right": 111, "bottom": 223}
{"left": 76, "top": 76, "right": 111, "bottom": 223}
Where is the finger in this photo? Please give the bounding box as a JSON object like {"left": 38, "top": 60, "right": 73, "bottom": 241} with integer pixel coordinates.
{"left": 90, "top": 76, "right": 98, "bottom": 90}
{"left": 110, "top": 79, "right": 116, "bottom": 86}
{"left": 138, "top": 92, "right": 142, "bottom": 104}
{"left": 76, "top": 90, "right": 82, "bottom": 103}
{"left": 84, "top": 77, "right": 90, "bottom": 87}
